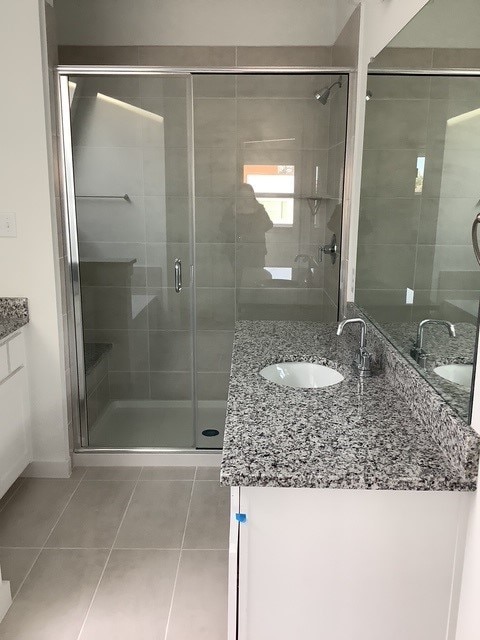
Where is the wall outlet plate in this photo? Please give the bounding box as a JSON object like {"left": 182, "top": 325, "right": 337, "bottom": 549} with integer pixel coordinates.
{"left": 406, "top": 288, "right": 414, "bottom": 305}
{"left": 0, "top": 214, "right": 16, "bottom": 237}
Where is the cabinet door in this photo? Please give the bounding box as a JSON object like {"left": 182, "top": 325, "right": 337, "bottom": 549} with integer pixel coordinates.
{"left": 0, "top": 368, "right": 31, "bottom": 496}
{"left": 237, "top": 486, "right": 468, "bottom": 640}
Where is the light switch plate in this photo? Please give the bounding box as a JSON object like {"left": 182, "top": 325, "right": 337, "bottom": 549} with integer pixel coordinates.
{"left": 0, "top": 214, "right": 16, "bottom": 237}
{"left": 406, "top": 288, "right": 414, "bottom": 305}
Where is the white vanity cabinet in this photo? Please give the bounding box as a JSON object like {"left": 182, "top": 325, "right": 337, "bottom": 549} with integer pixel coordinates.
{"left": 228, "top": 486, "right": 471, "bottom": 640}
{"left": 0, "top": 329, "right": 31, "bottom": 498}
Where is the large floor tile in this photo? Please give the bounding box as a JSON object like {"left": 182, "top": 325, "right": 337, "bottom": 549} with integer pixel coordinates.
{"left": 195, "top": 467, "right": 221, "bottom": 481}
{"left": 166, "top": 550, "right": 228, "bottom": 640}
{"left": 79, "top": 549, "right": 179, "bottom": 640}
{"left": 140, "top": 466, "right": 196, "bottom": 481}
{"left": 0, "top": 479, "right": 24, "bottom": 513}
{"left": 0, "top": 548, "right": 108, "bottom": 640}
{"left": 0, "top": 548, "right": 40, "bottom": 597}
{"left": 115, "top": 481, "right": 192, "bottom": 549}
{"left": 183, "top": 482, "right": 229, "bottom": 549}
{"left": 46, "top": 481, "right": 135, "bottom": 549}
{"left": 0, "top": 479, "right": 80, "bottom": 547}
{"left": 82, "top": 467, "right": 142, "bottom": 481}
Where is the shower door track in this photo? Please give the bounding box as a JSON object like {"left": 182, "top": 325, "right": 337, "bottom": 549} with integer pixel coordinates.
{"left": 57, "top": 65, "right": 355, "bottom": 454}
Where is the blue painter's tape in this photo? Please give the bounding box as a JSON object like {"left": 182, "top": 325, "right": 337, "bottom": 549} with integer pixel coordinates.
{"left": 235, "top": 513, "right": 247, "bottom": 523}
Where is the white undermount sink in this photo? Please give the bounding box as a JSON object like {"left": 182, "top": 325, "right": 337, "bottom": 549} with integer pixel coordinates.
{"left": 433, "top": 364, "right": 473, "bottom": 389}
{"left": 259, "top": 362, "right": 344, "bottom": 389}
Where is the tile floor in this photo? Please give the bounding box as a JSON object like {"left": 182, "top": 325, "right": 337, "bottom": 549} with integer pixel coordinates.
{"left": 0, "top": 466, "right": 229, "bottom": 640}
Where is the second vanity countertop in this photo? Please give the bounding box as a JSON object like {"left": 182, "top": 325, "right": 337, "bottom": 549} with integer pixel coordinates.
{"left": 220, "top": 321, "right": 478, "bottom": 491}
{"left": 0, "top": 297, "right": 29, "bottom": 341}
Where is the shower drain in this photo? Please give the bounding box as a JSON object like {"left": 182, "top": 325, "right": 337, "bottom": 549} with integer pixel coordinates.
{"left": 202, "top": 429, "right": 220, "bottom": 437}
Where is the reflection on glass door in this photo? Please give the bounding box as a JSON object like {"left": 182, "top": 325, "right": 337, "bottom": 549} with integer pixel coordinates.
{"left": 67, "top": 74, "right": 195, "bottom": 448}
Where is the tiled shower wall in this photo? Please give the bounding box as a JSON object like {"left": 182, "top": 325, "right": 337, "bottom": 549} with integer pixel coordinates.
{"left": 356, "top": 74, "right": 480, "bottom": 324}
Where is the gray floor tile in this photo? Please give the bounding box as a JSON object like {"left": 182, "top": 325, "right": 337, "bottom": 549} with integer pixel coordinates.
{"left": 115, "top": 481, "right": 192, "bottom": 549}
{"left": 0, "top": 479, "right": 80, "bottom": 547}
{"left": 195, "top": 466, "right": 221, "bottom": 481}
{"left": 82, "top": 467, "right": 142, "bottom": 481}
{"left": 46, "top": 481, "right": 135, "bottom": 549}
{"left": 79, "top": 549, "right": 179, "bottom": 640}
{"left": 0, "top": 548, "right": 108, "bottom": 640}
{"left": 183, "top": 482, "right": 229, "bottom": 549}
{"left": 0, "top": 479, "right": 24, "bottom": 513}
{"left": 68, "top": 467, "right": 87, "bottom": 481}
{"left": 0, "top": 548, "right": 40, "bottom": 597}
{"left": 140, "top": 466, "right": 196, "bottom": 481}
{"left": 167, "top": 550, "right": 228, "bottom": 640}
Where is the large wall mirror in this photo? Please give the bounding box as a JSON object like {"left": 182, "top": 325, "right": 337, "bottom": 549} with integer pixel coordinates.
{"left": 355, "top": 0, "right": 480, "bottom": 423}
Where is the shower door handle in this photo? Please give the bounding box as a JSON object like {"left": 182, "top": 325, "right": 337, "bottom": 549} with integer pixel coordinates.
{"left": 473, "top": 214, "right": 480, "bottom": 267}
{"left": 174, "top": 258, "right": 182, "bottom": 293}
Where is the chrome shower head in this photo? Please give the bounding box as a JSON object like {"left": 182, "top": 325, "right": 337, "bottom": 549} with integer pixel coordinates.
{"left": 314, "top": 76, "right": 343, "bottom": 105}
{"left": 314, "top": 88, "right": 331, "bottom": 105}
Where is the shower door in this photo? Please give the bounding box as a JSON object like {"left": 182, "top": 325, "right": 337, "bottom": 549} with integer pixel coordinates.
{"left": 63, "top": 74, "right": 196, "bottom": 449}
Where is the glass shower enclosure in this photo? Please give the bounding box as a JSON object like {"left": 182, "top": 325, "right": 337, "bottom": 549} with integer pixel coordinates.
{"left": 59, "top": 70, "right": 349, "bottom": 451}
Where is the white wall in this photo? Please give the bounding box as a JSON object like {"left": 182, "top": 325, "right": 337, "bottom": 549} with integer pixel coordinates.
{"left": 456, "top": 335, "right": 480, "bottom": 639}
{"left": 335, "top": 0, "right": 360, "bottom": 40}
{"left": 55, "top": 0, "right": 337, "bottom": 46}
{"left": 0, "top": 0, "right": 70, "bottom": 475}
{"left": 390, "top": 0, "right": 480, "bottom": 49}
{"left": 362, "top": 0, "right": 430, "bottom": 61}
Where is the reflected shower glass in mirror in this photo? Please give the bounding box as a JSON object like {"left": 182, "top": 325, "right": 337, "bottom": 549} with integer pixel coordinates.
{"left": 355, "top": 0, "right": 480, "bottom": 423}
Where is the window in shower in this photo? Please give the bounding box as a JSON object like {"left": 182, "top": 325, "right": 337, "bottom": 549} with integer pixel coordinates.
{"left": 243, "top": 164, "right": 295, "bottom": 226}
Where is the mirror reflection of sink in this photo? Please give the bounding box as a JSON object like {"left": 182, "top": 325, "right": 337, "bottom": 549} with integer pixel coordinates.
{"left": 433, "top": 364, "right": 473, "bottom": 389}
{"left": 259, "top": 362, "right": 344, "bottom": 389}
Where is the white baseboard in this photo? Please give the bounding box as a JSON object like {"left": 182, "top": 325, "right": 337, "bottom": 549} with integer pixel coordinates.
{"left": 23, "top": 458, "right": 72, "bottom": 478}
{"left": 0, "top": 580, "right": 12, "bottom": 623}
{"left": 73, "top": 451, "right": 222, "bottom": 467}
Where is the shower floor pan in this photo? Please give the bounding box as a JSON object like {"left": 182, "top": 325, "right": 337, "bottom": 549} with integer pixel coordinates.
{"left": 88, "top": 399, "right": 226, "bottom": 449}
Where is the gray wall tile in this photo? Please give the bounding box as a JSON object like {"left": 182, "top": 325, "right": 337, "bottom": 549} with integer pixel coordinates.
{"left": 236, "top": 46, "right": 332, "bottom": 67}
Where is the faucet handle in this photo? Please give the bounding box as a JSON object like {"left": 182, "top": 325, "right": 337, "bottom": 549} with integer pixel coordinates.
{"left": 356, "top": 346, "right": 372, "bottom": 375}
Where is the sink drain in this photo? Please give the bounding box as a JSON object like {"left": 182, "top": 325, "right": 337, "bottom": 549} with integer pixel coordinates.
{"left": 202, "top": 429, "right": 220, "bottom": 437}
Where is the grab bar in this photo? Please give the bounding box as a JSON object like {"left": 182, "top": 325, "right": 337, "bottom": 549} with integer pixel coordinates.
{"left": 472, "top": 213, "right": 480, "bottom": 266}
{"left": 174, "top": 258, "right": 182, "bottom": 293}
{"left": 76, "top": 194, "right": 131, "bottom": 201}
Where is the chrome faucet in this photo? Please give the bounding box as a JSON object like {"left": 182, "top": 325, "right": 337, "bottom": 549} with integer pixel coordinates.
{"left": 337, "top": 318, "right": 372, "bottom": 377}
{"left": 410, "top": 318, "right": 456, "bottom": 368}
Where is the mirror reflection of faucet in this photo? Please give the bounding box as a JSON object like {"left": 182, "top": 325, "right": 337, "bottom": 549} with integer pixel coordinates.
{"left": 294, "top": 254, "right": 320, "bottom": 286}
{"left": 410, "top": 319, "right": 456, "bottom": 369}
{"left": 319, "top": 234, "right": 338, "bottom": 265}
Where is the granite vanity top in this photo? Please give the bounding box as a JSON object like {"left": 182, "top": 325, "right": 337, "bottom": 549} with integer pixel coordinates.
{"left": 220, "top": 320, "right": 479, "bottom": 491}
{"left": 0, "top": 298, "right": 29, "bottom": 341}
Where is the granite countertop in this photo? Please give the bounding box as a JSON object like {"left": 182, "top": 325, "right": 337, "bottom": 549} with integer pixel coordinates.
{"left": 0, "top": 298, "right": 29, "bottom": 341}
{"left": 220, "top": 320, "right": 477, "bottom": 491}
